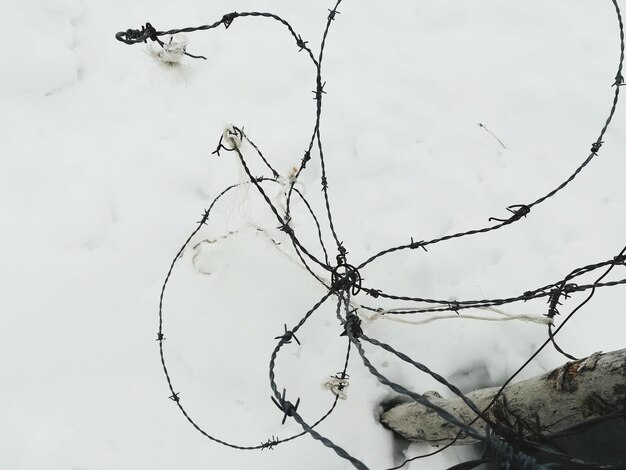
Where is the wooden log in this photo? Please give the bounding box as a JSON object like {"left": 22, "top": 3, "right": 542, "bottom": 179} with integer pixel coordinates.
{"left": 380, "top": 348, "right": 626, "bottom": 449}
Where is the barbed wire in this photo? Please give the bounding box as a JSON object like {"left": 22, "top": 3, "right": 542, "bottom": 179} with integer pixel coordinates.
{"left": 116, "top": 0, "right": 626, "bottom": 469}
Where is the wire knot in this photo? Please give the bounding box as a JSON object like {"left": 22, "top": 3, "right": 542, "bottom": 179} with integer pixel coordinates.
{"left": 613, "top": 73, "right": 624, "bottom": 87}
{"left": 271, "top": 388, "right": 301, "bottom": 425}
{"left": 169, "top": 392, "right": 180, "bottom": 402}
{"left": 328, "top": 8, "right": 341, "bottom": 21}
{"left": 116, "top": 22, "right": 159, "bottom": 45}
{"left": 331, "top": 257, "right": 362, "bottom": 295}
{"left": 197, "top": 209, "right": 210, "bottom": 226}
{"left": 126, "top": 28, "right": 145, "bottom": 41}
{"left": 212, "top": 126, "right": 244, "bottom": 156}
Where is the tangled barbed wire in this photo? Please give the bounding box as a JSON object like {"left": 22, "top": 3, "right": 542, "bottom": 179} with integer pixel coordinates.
{"left": 116, "top": 1, "right": 626, "bottom": 468}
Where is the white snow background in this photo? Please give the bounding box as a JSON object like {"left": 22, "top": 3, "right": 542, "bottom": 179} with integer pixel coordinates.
{"left": 1, "top": 0, "right": 625, "bottom": 469}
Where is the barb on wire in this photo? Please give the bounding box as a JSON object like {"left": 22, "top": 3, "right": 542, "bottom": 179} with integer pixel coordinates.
{"left": 115, "top": 22, "right": 208, "bottom": 60}
{"left": 115, "top": 0, "right": 626, "bottom": 468}
{"left": 274, "top": 324, "right": 301, "bottom": 346}
{"left": 488, "top": 204, "right": 530, "bottom": 223}
{"left": 331, "top": 257, "right": 362, "bottom": 296}
{"left": 271, "top": 388, "right": 301, "bottom": 425}
{"left": 409, "top": 238, "right": 428, "bottom": 251}
{"left": 261, "top": 435, "right": 279, "bottom": 450}
{"left": 115, "top": 10, "right": 320, "bottom": 66}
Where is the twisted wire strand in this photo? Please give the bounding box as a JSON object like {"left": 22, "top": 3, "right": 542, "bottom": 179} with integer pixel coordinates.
{"left": 115, "top": 0, "right": 626, "bottom": 468}
{"left": 158, "top": 181, "right": 347, "bottom": 450}
{"left": 359, "top": 257, "right": 626, "bottom": 316}
{"left": 358, "top": 0, "right": 624, "bottom": 272}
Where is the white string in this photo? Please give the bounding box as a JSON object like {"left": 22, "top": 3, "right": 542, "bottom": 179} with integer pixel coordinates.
{"left": 362, "top": 305, "right": 551, "bottom": 326}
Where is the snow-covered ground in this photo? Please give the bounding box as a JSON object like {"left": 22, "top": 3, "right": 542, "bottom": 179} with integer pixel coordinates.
{"left": 1, "top": 0, "right": 625, "bottom": 469}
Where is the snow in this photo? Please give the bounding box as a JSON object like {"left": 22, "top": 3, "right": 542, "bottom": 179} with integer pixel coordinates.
{"left": 1, "top": 0, "right": 625, "bottom": 469}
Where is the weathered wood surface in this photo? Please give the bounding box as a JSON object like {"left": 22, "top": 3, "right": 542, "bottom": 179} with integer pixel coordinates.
{"left": 380, "top": 349, "right": 626, "bottom": 447}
